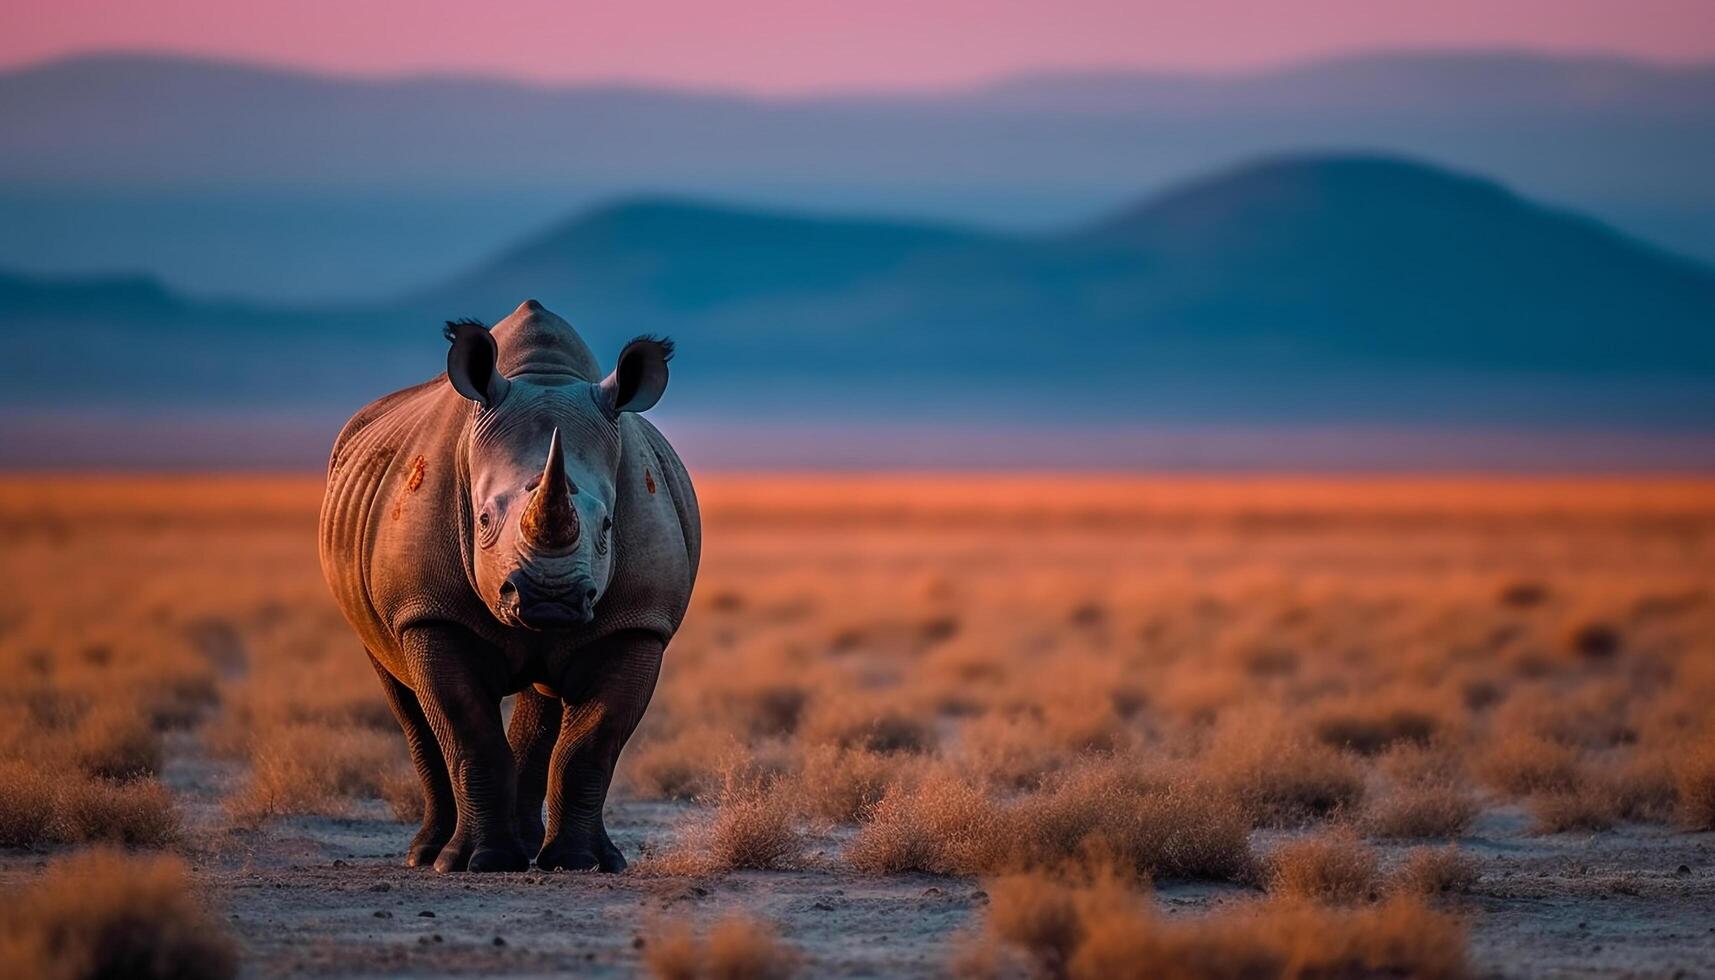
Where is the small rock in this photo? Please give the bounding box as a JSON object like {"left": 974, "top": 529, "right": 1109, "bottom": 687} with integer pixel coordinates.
{"left": 811, "top": 901, "right": 834, "bottom": 912}
{"left": 369, "top": 882, "right": 392, "bottom": 892}
{"left": 922, "top": 886, "right": 944, "bottom": 897}
{"left": 418, "top": 910, "right": 436, "bottom": 918}
{"left": 373, "top": 910, "right": 392, "bottom": 919}
{"left": 970, "top": 890, "right": 989, "bottom": 904}
{"left": 690, "top": 886, "right": 709, "bottom": 897}
{"left": 332, "top": 859, "right": 347, "bottom": 868}
{"left": 632, "top": 936, "right": 646, "bottom": 949}
{"left": 493, "top": 936, "right": 506, "bottom": 947}
{"left": 1677, "top": 864, "right": 1691, "bottom": 875}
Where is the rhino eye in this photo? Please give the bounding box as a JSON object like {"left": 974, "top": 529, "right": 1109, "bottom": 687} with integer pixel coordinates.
{"left": 476, "top": 506, "right": 500, "bottom": 547}
{"left": 602, "top": 516, "right": 613, "bottom": 535}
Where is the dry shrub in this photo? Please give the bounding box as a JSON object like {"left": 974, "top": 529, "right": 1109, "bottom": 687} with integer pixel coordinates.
{"left": 0, "top": 760, "right": 180, "bottom": 848}
{"left": 1266, "top": 825, "right": 1379, "bottom": 903}
{"left": 1498, "top": 685, "right": 1636, "bottom": 751}
{"left": 844, "top": 761, "right": 1255, "bottom": 882}
{"left": 644, "top": 915, "right": 799, "bottom": 980}
{"left": 974, "top": 872, "right": 1470, "bottom": 980}
{"left": 1497, "top": 580, "right": 1550, "bottom": 608}
{"left": 1560, "top": 617, "right": 1623, "bottom": 660}
{"left": 800, "top": 697, "right": 936, "bottom": 755}
{"left": 227, "top": 724, "right": 398, "bottom": 824}
{"left": 1205, "top": 721, "right": 1365, "bottom": 825}
{"left": 69, "top": 702, "right": 163, "bottom": 780}
{"left": 791, "top": 744, "right": 903, "bottom": 824}
{"left": 1391, "top": 846, "right": 1480, "bottom": 897}
{"left": 51, "top": 778, "right": 181, "bottom": 846}
{"left": 953, "top": 712, "right": 1071, "bottom": 791}
{"left": 846, "top": 768, "right": 1003, "bottom": 875}
{"left": 646, "top": 774, "right": 804, "bottom": 875}
{"left": 1378, "top": 742, "right": 1467, "bottom": 787}
{"left": 379, "top": 767, "right": 425, "bottom": 824}
{"left": 1602, "top": 752, "right": 1677, "bottom": 822}
{"left": 625, "top": 726, "right": 742, "bottom": 801}
{"left": 0, "top": 847, "right": 237, "bottom": 980}
{"left": 1479, "top": 734, "right": 1582, "bottom": 798}
{"left": 0, "top": 760, "right": 57, "bottom": 846}
{"left": 1673, "top": 730, "right": 1715, "bottom": 830}
{"left": 0, "top": 690, "right": 165, "bottom": 782}
{"left": 1527, "top": 789, "right": 1617, "bottom": 834}
{"left": 1363, "top": 782, "right": 1477, "bottom": 839}
{"left": 984, "top": 872, "right": 1136, "bottom": 978}
{"left": 1007, "top": 764, "right": 1257, "bottom": 882}
{"left": 1312, "top": 699, "right": 1443, "bottom": 755}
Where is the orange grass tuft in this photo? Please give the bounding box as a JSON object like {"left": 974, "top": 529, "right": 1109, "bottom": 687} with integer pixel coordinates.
{"left": 643, "top": 915, "right": 800, "bottom": 980}
{"left": 0, "top": 847, "right": 237, "bottom": 980}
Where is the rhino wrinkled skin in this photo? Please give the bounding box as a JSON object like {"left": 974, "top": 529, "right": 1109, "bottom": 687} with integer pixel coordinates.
{"left": 319, "top": 300, "right": 699, "bottom": 873}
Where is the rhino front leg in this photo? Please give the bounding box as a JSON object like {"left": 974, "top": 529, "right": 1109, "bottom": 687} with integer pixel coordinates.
{"left": 537, "top": 630, "right": 664, "bottom": 872}
{"left": 403, "top": 624, "right": 529, "bottom": 873}
{"left": 507, "top": 686, "right": 561, "bottom": 855}
{"left": 369, "top": 653, "right": 456, "bottom": 868}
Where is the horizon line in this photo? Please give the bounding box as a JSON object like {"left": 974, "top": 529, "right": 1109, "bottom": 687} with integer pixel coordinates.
{"left": 7, "top": 43, "right": 1715, "bottom": 102}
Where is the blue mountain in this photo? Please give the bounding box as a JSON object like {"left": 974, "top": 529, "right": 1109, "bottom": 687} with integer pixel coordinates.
{"left": 3, "top": 155, "right": 1713, "bottom": 465}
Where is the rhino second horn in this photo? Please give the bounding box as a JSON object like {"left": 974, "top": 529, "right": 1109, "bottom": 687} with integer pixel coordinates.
{"left": 520, "top": 428, "right": 581, "bottom": 551}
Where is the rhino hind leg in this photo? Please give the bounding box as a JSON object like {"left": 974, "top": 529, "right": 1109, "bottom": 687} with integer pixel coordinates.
{"left": 537, "top": 630, "right": 663, "bottom": 873}
{"left": 507, "top": 687, "right": 561, "bottom": 854}
{"left": 403, "top": 625, "right": 531, "bottom": 873}
{"left": 369, "top": 653, "right": 455, "bottom": 868}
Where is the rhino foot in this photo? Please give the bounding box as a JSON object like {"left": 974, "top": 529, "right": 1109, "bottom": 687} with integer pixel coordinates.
{"left": 405, "top": 822, "right": 455, "bottom": 868}
{"left": 468, "top": 845, "right": 530, "bottom": 873}
{"left": 433, "top": 832, "right": 528, "bottom": 873}
{"left": 432, "top": 833, "right": 471, "bottom": 873}
{"left": 537, "top": 829, "right": 626, "bottom": 873}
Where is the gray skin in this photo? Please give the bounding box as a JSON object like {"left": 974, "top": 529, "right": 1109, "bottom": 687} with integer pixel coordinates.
{"left": 319, "top": 300, "right": 699, "bottom": 873}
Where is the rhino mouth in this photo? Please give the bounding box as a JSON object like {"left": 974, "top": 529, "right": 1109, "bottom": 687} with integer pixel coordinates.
{"left": 497, "top": 566, "right": 597, "bottom": 630}
{"left": 506, "top": 600, "right": 592, "bottom": 630}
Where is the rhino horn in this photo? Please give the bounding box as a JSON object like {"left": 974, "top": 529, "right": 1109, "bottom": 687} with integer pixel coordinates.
{"left": 519, "top": 428, "right": 580, "bottom": 551}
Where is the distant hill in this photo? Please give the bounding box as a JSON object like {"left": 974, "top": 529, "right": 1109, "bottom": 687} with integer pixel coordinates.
{"left": 429, "top": 199, "right": 993, "bottom": 317}
{"left": 3, "top": 154, "right": 1714, "bottom": 466}
{"left": 1070, "top": 157, "right": 1715, "bottom": 373}
{"left": 969, "top": 50, "right": 1715, "bottom": 113}
{"left": 2, "top": 50, "right": 1715, "bottom": 302}
{"left": 426, "top": 156, "right": 1715, "bottom": 381}
{"left": 0, "top": 269, "right": 182, "bottom": 316}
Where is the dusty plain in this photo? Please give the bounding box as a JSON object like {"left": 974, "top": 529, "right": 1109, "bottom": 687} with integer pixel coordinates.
{"left": 2, "top": 474, "right": 1714, "bottom": 978}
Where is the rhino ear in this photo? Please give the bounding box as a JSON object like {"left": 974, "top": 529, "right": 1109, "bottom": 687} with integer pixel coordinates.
{"left": 599, "top": 336, "right": 673, "bottom": 415}
{"left": 444, "top": 319, "right": 510, "bottom": 408}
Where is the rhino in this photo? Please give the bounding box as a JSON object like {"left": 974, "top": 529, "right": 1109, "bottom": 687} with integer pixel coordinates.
{"left": 319, "top": 300, "right": 699, "bottom": 873}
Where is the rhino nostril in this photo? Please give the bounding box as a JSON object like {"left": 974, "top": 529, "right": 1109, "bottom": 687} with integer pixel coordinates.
{"left": 585, "top": 588, "right": 597, "bottom": 602}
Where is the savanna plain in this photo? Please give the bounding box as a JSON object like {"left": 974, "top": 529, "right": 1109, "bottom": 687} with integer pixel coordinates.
{"left": 2, "top": 474, "right": 1714, "bottom": 979}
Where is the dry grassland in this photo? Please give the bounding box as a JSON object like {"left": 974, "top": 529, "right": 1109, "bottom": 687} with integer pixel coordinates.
{"left": 1, "top": 474, "right": 1713, "bottom": 977}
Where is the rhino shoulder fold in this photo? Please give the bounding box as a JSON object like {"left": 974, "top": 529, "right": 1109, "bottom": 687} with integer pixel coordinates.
{"left": 329, "top": 376, "right": 445, "bottom": 477}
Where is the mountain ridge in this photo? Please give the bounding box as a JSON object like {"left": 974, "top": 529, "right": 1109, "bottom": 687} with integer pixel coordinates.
{"left": 6, "top": 48, "right": 1715, "bottom": 301}
{"left": 3, "top": 154, "right": 1713, "bottom": 444}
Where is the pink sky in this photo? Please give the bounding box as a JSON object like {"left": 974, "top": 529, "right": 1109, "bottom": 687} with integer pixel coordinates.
{"left": 5, "top": 0, "right": 1715, "bottom": 94}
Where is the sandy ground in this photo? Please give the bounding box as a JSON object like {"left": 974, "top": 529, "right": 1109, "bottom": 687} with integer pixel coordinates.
{"left": 58, "top": 728, "right": 1695, "bottom": 978}
{"left": 4, "top": 476, "right": 1714, "bottom": 977}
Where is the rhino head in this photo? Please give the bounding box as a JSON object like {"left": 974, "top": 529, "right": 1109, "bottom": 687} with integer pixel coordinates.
{"left": 443, "top": 316, "right": 671, "bottom": 630}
